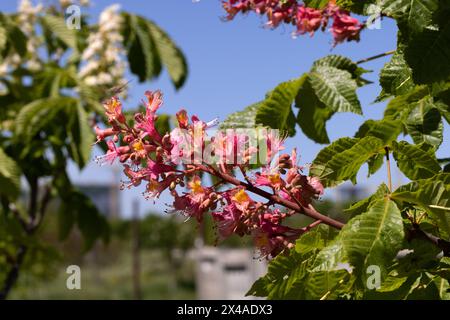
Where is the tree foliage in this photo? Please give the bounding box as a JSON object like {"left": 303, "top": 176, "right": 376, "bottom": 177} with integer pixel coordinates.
{"left": 219, "top": 0, "right": 450, "bottom": 300}
{"left": 0, "top": 2, "right": 187, "bottom": 299}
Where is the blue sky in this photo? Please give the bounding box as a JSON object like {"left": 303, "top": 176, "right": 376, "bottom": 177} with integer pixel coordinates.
{"left": 2, "top": 1, "right": 449, "bottom": 217}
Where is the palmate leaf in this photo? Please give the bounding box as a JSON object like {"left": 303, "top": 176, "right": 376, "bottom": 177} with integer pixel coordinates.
{"left": 379, "top": 50, "right": 415, "bottom": 96}
{"left": 146, "top": 20, "right": 188, "bottom": 89}
{"left": 310, "top": 136, "right": 385, "bottom": 187}
{"left": 313, "top": 198, "right": 404, "bottom": 286}
{"left": 392, "top": 141, "right": 441, "bottom": 180}
{"left": 405, "top": 98, "right": 444, "bottom": 147}
{"left": 392, "top": 173, "right": 450, "bottom": 239}
{"left": 0, "top": 146, "right": 21, "bottom": 199}
{"left": 308, "top": 65, "right": 362, "bottom": 114}
{"left": 122, "top": 13, "right": 188, "bottom": 89}
{"left": 124, "top": 13, "right": 161, "bottom": 82}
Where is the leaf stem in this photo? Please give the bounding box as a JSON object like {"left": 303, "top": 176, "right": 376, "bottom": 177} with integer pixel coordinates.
{"left": 356, "top": 50, "right": 395, "bottom": 65}
{"left": 385, "top": 147, "right": 392, "bottom": 193}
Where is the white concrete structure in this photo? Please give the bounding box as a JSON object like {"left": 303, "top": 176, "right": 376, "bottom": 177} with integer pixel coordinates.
{"left": 195, "top": 247, "right": 267, "bottom": 300}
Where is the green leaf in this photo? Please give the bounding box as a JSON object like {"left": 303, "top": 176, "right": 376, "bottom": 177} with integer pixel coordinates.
{"left": 255, "top": 77, "right": 305, "bottom": 137}
{"left": 123, "top": 13, "right": 161, "bottom": 82}
{"left": 312, "top": 55, "right": 371, "bottom": 86}
{"left": 404, "top": 17, "right": 450, "bottom": 84}
{"left": 0, "top": 147, "right": 21, "bottom": 199}
{"left": 155, "top": 113, "right": 172, "bottom": 136}
{"left": 392, "top": 173, "right": 450, "bottom": 238}
{"left": 40, "top": 15, "right": 77, "bottom": 49}
{"left": 15, "top": 97, "right": 78, "bottom": 139}
{"left": 247, "top": 225, "right": 338, "bottom": 299}
{"left": 367, "top": 153, "right": 385, "bottom": 177}
{"left": 0, "top": 13, "right": 27, "bottom": 56}
{"left": 405, "top": 98, "right": 444, "bottom": 147}
{"left": 310, "top": 136, "right": 385, "bottom": 187}
{"left": 56, "top": 188, "right": 110, "bottom": 250}
{"left": 379, "top": 50, "right": 414, "bottom": 96}
{"left": 295, "top": 76, "right": 333, "bottom": 144}
{"left": 380, "top": 0, "right": 439, "bottom": 33}
{"left": 434, "top": 276, "right": 450, "bottom": 299}
{"left": 57, "top": 202, "right": 76, "bottom": 241}
{"left": 68, "top": 103, "right": 95, "bottom": 169}
{"left": 383, "top": 86, "right": 428, "bottom": 121}
{"left": 308, "top": 66, "right": 362, "bottom": 114}
{"left": 146, "top": 21, "right": 188, "bottom": 89}
{"left": 392, "top": 141, "right": 441, "bottom": 180}
{"left": 344, "top": 183, "right": 390, "bottom": 216}
{"left": 315, "top": 198, "right": 404, "bottom": 284}
{"left": 219, "top": 102, "right": 261, "bottom": 130}
{"left": 355, "top": 119, "right": 402, "bottom": 145}
{"left": 303, "top": 0, "right": 329, "bottom": 8}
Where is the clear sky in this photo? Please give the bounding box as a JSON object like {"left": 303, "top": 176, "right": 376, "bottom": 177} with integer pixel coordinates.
{"left": 2, "top": 1, "right": 449, "bottom": 217}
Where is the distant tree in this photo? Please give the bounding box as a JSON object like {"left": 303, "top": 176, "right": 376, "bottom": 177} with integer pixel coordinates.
{"left": 0, "top": 0, "right": 188, "bottom": 299}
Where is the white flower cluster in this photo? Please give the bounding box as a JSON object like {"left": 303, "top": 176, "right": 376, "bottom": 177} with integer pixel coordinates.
{"left": 78, "top": 4, "right": 127, "bottom": 92}
{"left": 0, "top": 0, "right": 43, "bottom": 77}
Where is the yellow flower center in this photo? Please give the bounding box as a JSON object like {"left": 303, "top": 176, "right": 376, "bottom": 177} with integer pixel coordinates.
{"left": 132, "top": 140, "right": 144, "bottom": 152}
{"left": 188, "top": 177, "right": 203, "bottom": 194}
{"left": 268, "top": 173, "right": 281, "bottom": 185}
{"left": 104, "top": 98, "right": 120, "bottom": 113}
{"left": 232, "top": 189, "right": 250, "bottom": 204}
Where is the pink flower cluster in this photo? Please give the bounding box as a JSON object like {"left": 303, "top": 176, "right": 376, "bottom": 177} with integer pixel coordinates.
{"left": 94, "top": 91, "right": 324, "bottom": 258}
{"left": 222, "top": 0, "right": 363, "bottom": 45}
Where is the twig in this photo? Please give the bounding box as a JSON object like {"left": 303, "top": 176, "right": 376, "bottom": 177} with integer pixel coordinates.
{"left": 356, "top": 50, "right": 395, "bottom": 65}
{"left": 385, "top": 147, "right": 392, "bottom": 193}
{"left": 196, "top": 164, "right": 345, "bottom": 230}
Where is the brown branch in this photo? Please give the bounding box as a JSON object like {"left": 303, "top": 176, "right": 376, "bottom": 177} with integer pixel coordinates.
{"left": 356, "top": 50, "right": 395, "bottom": 64}
{"left": 197, "top": 164, "right": 344, "bottom": 230}
{"left": 0, "top": 245, "right": 27, "bottom": 300}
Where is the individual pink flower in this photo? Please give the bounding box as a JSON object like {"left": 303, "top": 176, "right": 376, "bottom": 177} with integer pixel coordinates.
{"left": 328, "top": 6, "right": 363, "bottom": 45}
{"left": 254, "top": 170, "right": 285, "bottom": 190}
{"left": 103, "top": 96, "right": 125, "bottom": 124}
{"left": 134, "top": 90, "right": 163, "bottom": 143}
{"left": 95, "top": 140, "right": 123, "bottom": 165}
{"left": 230, "top": 188, "right": 253, "bottom": 212}
{"left": 94, "top": 126, "right": 116, "bottom": 143}
{"left": 212, "top": 204, "right": 242, "bottom": 239}
{"left": 295, "top": 5, "right": 323, "bottom": 36}
{"left": 172, "top": 176, "right": 214, "bottom": 221}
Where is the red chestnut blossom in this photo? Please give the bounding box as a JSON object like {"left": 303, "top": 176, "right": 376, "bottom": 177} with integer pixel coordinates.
{"left": 94, "top": 90, "right": 327, "bottom": 258}
{"left": 221, "top": 0, "right": 363, "bottom": 45}
{"left": 328, "top": 5, "right": 363, "bottom": 45}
